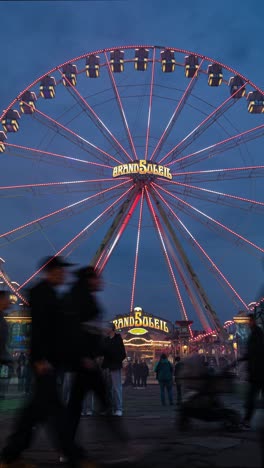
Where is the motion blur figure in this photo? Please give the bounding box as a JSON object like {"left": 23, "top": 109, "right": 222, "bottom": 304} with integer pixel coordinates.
{"left": 0, "top": 257, "right": 85, "bottom": 468}
{"left": 177, "top": 355, "right": 240, "bottom": 430}
{"left": 0, "top": 291, "right": 11, "bottom": 399}
{"left": 240, "top": 313, "right": 264, "bottom": 429}
{"left": 66, "top": 266, "right": 128, "bottom": 452}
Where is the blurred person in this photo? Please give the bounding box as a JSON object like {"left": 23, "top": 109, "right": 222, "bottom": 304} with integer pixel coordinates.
{"left": 174, "top": 356, "right": 183, "bottom": 406}
{"left": 154, "top": 354, "right": 173, "bottom": 406}
{"left": 140, "top": 361, "right": 149, "bottom": 388}
{"left": 81, "top": 391, "right": 94, "bottom": 416}
{"left": 133, "top": 360, "right": 141, "bottom": 388}
{"left": 123, "top": 362, "right": 133, "bottom": 387}
{"left": 0, "top": 256, "right": 85, "bottom": 468}
{"left": 0, "top": 291, "right": 11, "bottom": 399}
{"left": 66, "top": 266, "right": 128, "bottom": 451}
{"left": 102, "top": 322, "right": 126, "bottom": 416}
{"left": 240, "top": 313, "right": 264, "bottom": 429}
{"left": 24, "top": 356, "right": 33, "bottom": 395}
{"left": 17, "top": 362, "right": 26, "bottom": 393}
{"left": 178, "top": 354, "right": 240, "bottom": 430}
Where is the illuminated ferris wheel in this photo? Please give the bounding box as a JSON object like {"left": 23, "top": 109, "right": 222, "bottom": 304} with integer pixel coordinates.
{"left": 0, "top": 45, "right": 264, "bottom": 339}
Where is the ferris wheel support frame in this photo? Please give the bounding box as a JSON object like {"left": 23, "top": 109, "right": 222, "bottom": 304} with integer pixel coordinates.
{"left": 91, "top": 187, "right": 138, "bottom": 268}
{"left": 149, "top": 188, "right": 228, "bottom": 342}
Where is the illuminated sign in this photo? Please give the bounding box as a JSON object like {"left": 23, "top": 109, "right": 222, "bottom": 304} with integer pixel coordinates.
{"left": 128, "top": 328, "right": 148, "bottom": 335}
{"left": 112, "top": 160, "right": 172, "bottom": 180}
{"left": 112, "top": 307, "right": 170, "bottom": 333}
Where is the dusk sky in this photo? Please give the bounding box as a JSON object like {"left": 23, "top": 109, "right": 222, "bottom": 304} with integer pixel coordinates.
{"left": 0, "top": 0, "right": 264, "bottom": 328}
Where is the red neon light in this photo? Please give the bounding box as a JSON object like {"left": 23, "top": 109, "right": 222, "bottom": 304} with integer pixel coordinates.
{"left": 145, "top": 47, "right": 156, "bottom": 160}
{"left": 104, "top": 52, "right": 137, "bottom": 160}
{"left": 152, "top": 183, "right": 249, "bottom": 310}
{"left": 18, "top": 185, "right": 135, "bottom": 291}
{"left": 22, "top": 101, "right": 123, "bottom": 166}
{"left": 151, "top": 59, "right": 204, "bottom": 162}
{"left": 5, "top": 142, "right": 112, "bottom": 169}
{"left": 167, "top": 123, "right": 264, "bottom": 168}
{"left": 172, "top": 165, "right": 264, "bottom": 177}
{"left": 0, "top": 178, "right": 127, "bottom": 191}
{"left": 160, "top": 83, "right": 246, "bottom": 165}
{"left": 156, "top": 182, "right": 264, "bottom": 253}
{"left": 162, "top": 179, "right": 264, "bottom": 207}
{"left": 0, "top": 271, "right": 28, "bottom": 305}
{"left": 2, "top": 44, "right": 263, "bottom": 124}
{"left": 145, "top": 188, "right": 191, "bottom": 330}
{"left": 1, "top": 180, "right": 130, "bottom": 240}
{"left": 98, "top": 191, "right": 141, "bottom": 273}
{"left": 130, "top": 189, "right": 144, "bottom": 312}
{"left": 59, "top": 71, "right": 133, "bottom": 162}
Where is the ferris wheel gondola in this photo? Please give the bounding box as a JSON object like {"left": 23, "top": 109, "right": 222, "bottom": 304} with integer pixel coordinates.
{"left": 0, "top": 45, "right": 263, "bottom": 343}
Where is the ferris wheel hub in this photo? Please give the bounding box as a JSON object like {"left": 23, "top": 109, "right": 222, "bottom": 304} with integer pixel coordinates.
{"left": 112, "top": 159, "right": 172, "bottom": 182}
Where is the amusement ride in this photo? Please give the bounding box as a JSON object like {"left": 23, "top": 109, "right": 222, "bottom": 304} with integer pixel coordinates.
{"left": 0, "top": 45, "right": 264, "bottom": 350}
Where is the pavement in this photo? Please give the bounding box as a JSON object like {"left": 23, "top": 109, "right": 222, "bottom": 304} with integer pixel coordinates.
{"left": 0, "top": 384, "right": 263, "bottom": 468}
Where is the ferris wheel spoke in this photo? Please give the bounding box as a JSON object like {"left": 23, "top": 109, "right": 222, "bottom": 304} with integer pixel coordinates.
{"left": 159, "top": 83, "right": 246, "bottom": 166}
{"left": 160, "top": 179, "right": 264, "bottom": 214}
{"left": 98, "top": 191, "right": 141, "bottom": 275}
{"left": 130, "top": 189, "right": 144, "bottom": 312}
{"left": 168, "top": 123, "right": 264, "bottom": 169}
{"left": 0, "top": 177, "right": 128, "bottom": 198}
{"left": 21, "top": 101, "right": 122, "bottom": 166}
{"left": 154, "top": 183, "right": 264, "bottom": 255}
{"left": 148, "top": 192, "right": 211, "bottom": 331}
{"left": 0, "top": 267, "right": 28, "bottom": 305}
{"left": 59, "top": 71, "right": 133, "bottom": 163}
{"left": 151, "top": 184, "right": 248, "bottom": 310}
{"left": 17, "top": 184, "right": 135, "bottom": 291}
{"left": 144, "top": 47, "right": 156, "bottom": 160}
{"left": 145, "top": 187, "right": 191, "bottom": 328}
{"left": 0, "top": 180, "right": 130, "bottom": 247}
{"left": 4, "top": 142, "right": 112, "bottom": 174}
{"left": 171, "top": 165, "right": 264, "bottom": 183}
{"left": 104, "top": 51, "right": 137, "bottom": 160}
{"left": 150, "top": 59, "right": 204, "bottom": 162}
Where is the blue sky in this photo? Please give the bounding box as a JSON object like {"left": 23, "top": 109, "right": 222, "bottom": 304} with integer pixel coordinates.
{"left": 0, "top": 0, "right": 264, "bottom": 328}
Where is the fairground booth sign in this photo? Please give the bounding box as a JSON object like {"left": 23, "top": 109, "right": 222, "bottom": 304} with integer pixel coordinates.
{"left": 111, "top": 307, "right": 174, "bottom": 362}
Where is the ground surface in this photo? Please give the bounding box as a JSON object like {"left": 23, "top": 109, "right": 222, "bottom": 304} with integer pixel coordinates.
{"left": 0, "top": 384, "right": 263, "bottom": 467}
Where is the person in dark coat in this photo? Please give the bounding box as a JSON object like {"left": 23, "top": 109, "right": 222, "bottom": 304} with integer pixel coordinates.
{"left": 66, "top": 267, "right": 127, "bottom": 443}
{"left": 140, "top": 361, "right": 149, "bottom": 387}
{"left": 123, "top": 362, "right": 133, "bottom": 387}
{"left": 240, "top": 313, "right": 264, "bottom": 428}
{"left": 133, "top": 360, "right": 140, "bottom": 388}
{"left": 154, "top": 353, "right": 174, "bottom": 406}
{"left": 102, "top": 323, "right": 126, "bottom": 415}
{"left": 174, "top": 356, "right": 183, "bottom": 405}
{"left": 0, "top": 291, "right": 11, "bottom": 399}
{"left": 0, "top": 256, "right": 83, "bottom": 467}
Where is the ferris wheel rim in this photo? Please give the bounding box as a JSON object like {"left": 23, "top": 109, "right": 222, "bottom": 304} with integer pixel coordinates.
{"left": 0, "top": 43, "right": 263, "bottom": 330}
{"left": 1, "top": 43, "right": 264, "bottom": 122}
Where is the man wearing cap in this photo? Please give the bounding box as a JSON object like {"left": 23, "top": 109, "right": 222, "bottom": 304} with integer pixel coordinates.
{"left": 0, "top": 256, "right": 85, "bottom": 467}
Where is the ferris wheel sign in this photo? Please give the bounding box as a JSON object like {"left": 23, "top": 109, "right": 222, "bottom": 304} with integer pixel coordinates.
{"left": 1, "top": 44, "right": 264, "bottom": 341}
{"left": 112, "top": 159, "right": 173, "bottom": 180}
{"left": 112, "top": 307, "right": 170, "bottom": 333}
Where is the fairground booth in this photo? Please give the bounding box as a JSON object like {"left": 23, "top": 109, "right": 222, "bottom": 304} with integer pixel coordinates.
{"left": 111, "top": 306, "right": 174, "bottom": 365}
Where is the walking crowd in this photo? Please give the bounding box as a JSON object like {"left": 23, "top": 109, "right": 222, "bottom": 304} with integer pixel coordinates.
{"left": 0, "top": 257, "right": 129, "bottom": 468}
{"left": 0, "top": 256, "right": 264, "bottom": 467}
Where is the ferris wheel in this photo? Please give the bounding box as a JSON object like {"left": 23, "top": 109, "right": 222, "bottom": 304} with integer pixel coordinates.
{"left": 0, "top": 44, "right": 264, "bottom": 338}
